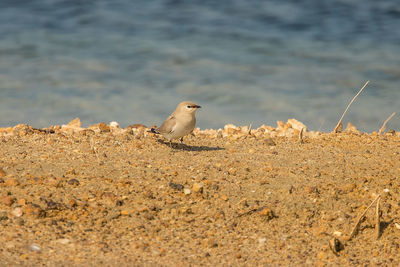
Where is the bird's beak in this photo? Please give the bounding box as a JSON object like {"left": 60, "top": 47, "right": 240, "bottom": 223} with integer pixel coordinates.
{"left": 194, "top": 105, "right": 201, "bottom": 108}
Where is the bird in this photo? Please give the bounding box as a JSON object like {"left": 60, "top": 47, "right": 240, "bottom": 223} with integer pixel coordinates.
{"left": 151, "top": 101, "right": 201, "bottom": 147}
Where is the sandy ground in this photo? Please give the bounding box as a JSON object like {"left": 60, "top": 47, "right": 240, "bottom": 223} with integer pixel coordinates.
{"left": 0, "top": 122, "right": 400, "bottom": 266}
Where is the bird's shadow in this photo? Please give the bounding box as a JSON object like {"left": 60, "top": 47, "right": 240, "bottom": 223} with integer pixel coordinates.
{"left": 157, "top": 139, "right": 225, "bottom": 151}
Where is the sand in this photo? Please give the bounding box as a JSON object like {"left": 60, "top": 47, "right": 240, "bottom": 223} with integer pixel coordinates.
{"left": 0, "top": 121, "right": 399, "bottom": 266}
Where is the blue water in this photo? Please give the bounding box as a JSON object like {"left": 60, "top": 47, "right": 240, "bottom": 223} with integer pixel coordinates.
{"left": 1, "top": 0, "right": 399, "bottom": 132}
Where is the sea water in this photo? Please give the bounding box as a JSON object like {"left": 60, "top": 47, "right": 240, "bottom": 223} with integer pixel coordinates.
{"left": 0, "top": 0, "right": 399, "bottom": 132}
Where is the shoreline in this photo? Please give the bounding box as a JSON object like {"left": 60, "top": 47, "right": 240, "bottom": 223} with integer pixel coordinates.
{"left": 1, "top": 117, "right": 398, "bottom": 138}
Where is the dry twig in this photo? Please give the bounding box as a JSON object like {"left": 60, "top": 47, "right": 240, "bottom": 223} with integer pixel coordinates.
{"left": 378, "top": 112, "right": 396, "bottom": 135}
{"left": 375, "top": 197, "right": 381, "bottom": 239}
{"left": 333, "top": 81, "right": 370, "bottom": 133}
{"left": 248, "top": 123, "right": 252, "bottom": 135}
{"left": 347, "top": 194, "right": 381, "bottom": 241}
{"left": 299, "top": 127, "right": 304, "bottom": 144}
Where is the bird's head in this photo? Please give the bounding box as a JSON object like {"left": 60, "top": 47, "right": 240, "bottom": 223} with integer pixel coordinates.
{"left": 176, "top": 101, "right": 201, "bottom": 114}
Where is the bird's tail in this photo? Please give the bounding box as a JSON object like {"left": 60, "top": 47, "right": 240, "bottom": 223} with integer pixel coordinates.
{"left": 149, "top": 128, "right": 159, "bottom": 134}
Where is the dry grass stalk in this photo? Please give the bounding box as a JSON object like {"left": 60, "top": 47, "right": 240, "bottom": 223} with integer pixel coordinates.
{"left": 299, "top": 127, "right": 304, "bottom": 144}
{"left": 248, "top": 123, "right": 252, "bottom": 135}
{"left": 378, "top": 112, "right": 396, "bottom": 135}
{"left": 333, "top": 81, "right": 370, "bottom": 133}
{"left": 375, "top": 197, "right": 381, "bottom": 239}
{"left": 347, "top": 194, "right": 381, "bottom": 241}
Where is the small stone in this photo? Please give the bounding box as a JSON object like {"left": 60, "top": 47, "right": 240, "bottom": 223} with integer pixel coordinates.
{"left": 220, "top": 195, "right": 228, "bottom": 201}
{"left": 202, "top": 179, "right": 211, "bottom": 186}
{"left": 184, "top": 188, "right": 191, "bottom": 195}
{"left": 24, "top": 204, "right": 45, "bottom": 218}
{"left": 56, "top": 238, "right": 71, "bottom": 245}
{"left": 120, "top": 210, "right": 129, "bottom": 216}
{"left": 4, "top": 178, "right": 19, "bottom": 187}
{"left": 192, "top": 183, "right": 204, "bottom": 193}
{"left": 68, "top": 179, "right": 80, "bottom": 186}
{"left": 259, "top": 207, "right": 275, "bottom": 220}
{"left": 88, "top": 122, "right": 110, "bottom": 133}
{"left": 333, "top": 231, "right": 342, "bottom": 237}
{"left": 109, "top": 121, "right": 119, "bottom": 129}
{"left": 67, "top": 117, "right": 82, "bottom": 127}
{"left": 0, "top": 168, "right": 6, "bottom": 177}
{"left": 18, "top": 199, "right": 26, "bottom": 206}
{"left": 248, "top": 148, "right": 255, "bottom": 154}
{"left": 138, "top": 206, "right": 148, "bottom": 212}
{"left": 11, "top": 207, "right": 23, "bottom": 217}
{"left": 169, "top": 182, "right": 184, "bottom": 191}
{"left": 98, "top": 122, "right": 110, "bottom": 132}
{"left": 0, "top": 211, "right": 8, "bottom": 221}
{"left": 344, "top": 122, "right": 359, "bottom": 134}
{"left": 258, "top": 237, "right": 267, "bottom": 245}
{"left": 228, "top": 168, "right": 237, "bottom": 176}
{"left": 394, "top": 223, "right": 400, "bottom": 230}
{"left": 287, "top": 119, "right": 307, "bottom": 132}
{"left": 0, "top": 195, "right": 14, "bottom": 206}
{"left": 329, "top": 237, "right": 343, "bottom": 254}
{"left": 29, "top": 243, "right": 41, "bottom": 252}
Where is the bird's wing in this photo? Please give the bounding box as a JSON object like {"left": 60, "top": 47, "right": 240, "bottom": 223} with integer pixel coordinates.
{"left": 157, "top": 115, "right": 176, "bottom": 134}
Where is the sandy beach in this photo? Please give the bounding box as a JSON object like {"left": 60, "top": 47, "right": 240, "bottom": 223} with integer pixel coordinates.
{"left": 0, "top": 120, "right": 399, "bottom": 266}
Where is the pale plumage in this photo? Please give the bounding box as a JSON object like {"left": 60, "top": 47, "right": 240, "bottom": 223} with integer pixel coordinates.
{"left": 151, "top": 101, "right": 201, "bottom": 146}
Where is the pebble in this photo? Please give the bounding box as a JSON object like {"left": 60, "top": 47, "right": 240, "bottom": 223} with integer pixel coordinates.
{"left": 0, "top": 211, "right": 8, "bottom": 221}
{"left": 333, "top": 231, "right": 342, "bottom": 237}
{"left": 220, "top": 195, "right": 228, "bottom": 201}
{"left": 259, "top": 207, "right": 275, "bottom": 220}
{"left": 11, "top": 207, "right": 23, "bottom": 217}
{"left": 29, "top": 243, "right": 41, "bottom": 252}
{"left": 344, "top": 122, "right": 360, "bottom": 134}
{"left": 192, "top": 183, "right": 204, "bottom": 193}
{"left": 287, "top": 119, "right": 307, "bottom": 132}
{"left": 169, "top": 182, "right": 184, "bottom": 191}
{"left": 184, "top": 188, "right": 191, "bottom": 195}
{"left": 0, "top": 195, "right": 14, "bottom": 206}
{"left": 109, "top": 121, "right": 119, "bottom": 129}
{"left": 67, "top": 117, "right": 82, "bottom": 127}
{"left": 228, "top": 168, "right": 237, "bottom": 176}
{"left": 17, "top": 198, "right": 26, "bottom": 206}
{"left": 56, "top": 238, "right": 71, "bottom": 245}
{"left": 258, "top": 237, "right": 267, "bottom": 245}
{"left": 4, "top": 178, "right": 19, "bottom": 187}
{"left": 121, "top": 210, "right": 129, "bottom": 216}
{"left": 68, "top": 179, "right": 80, "bottom": 186}
{"left": 395, "top": 223, "right": 400, "bottom": 230}
{"left": 24, "top": 204, "right": 45, "bottom": 218}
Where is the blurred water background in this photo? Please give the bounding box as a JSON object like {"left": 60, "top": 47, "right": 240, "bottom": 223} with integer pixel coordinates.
{"left": 0, "top": 0, "right": 399, "bottom": 132}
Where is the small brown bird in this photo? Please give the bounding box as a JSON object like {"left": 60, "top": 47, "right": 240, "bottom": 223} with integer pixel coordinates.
{"left": 151, "top": 101, "right": 201, "bottom": 147}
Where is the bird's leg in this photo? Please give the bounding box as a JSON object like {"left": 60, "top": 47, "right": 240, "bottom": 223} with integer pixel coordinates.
{"left": 169, "top": 140, "right": 172, "bottom": 148}
{"left": 179, "top": 137, "right": 184, "bottom": 144}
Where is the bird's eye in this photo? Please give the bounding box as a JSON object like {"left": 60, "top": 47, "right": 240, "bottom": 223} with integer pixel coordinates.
{"left": 187, "top": 105, "right": 191, "bottom": 108}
